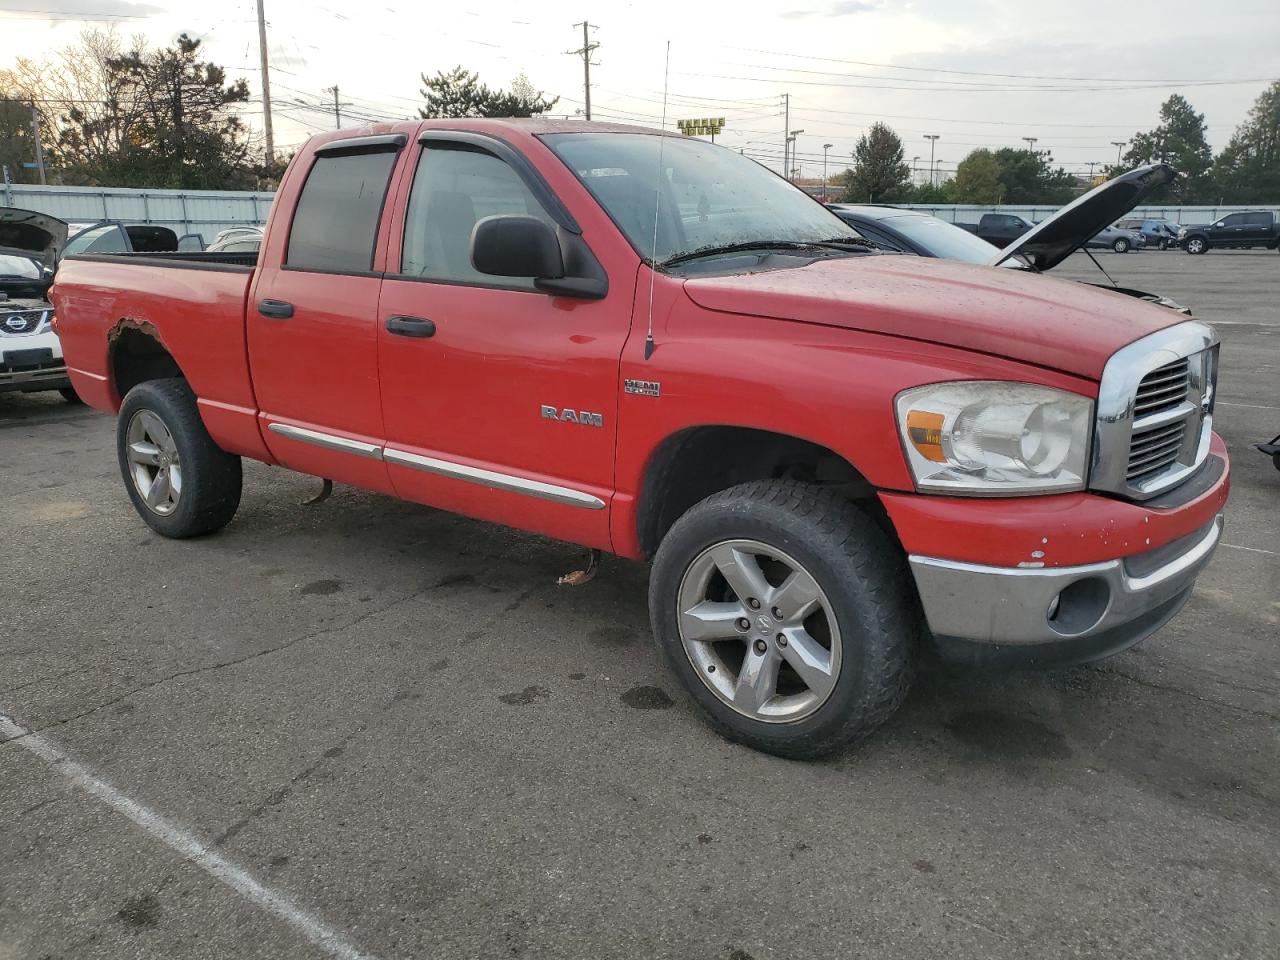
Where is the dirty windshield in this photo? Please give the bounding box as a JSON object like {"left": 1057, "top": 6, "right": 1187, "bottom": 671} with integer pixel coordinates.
{"left": 543, "top": 132, "right": 859, "bottom": 264}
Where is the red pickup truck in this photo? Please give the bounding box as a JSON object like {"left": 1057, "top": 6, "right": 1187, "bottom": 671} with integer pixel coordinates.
{"left": 52, "top": 119, "right": 1229, "bottom": 758}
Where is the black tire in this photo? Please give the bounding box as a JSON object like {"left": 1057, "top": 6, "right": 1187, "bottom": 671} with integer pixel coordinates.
{"left": 116, "top": 378, "right": 242, "bottom": 538}
{"left": 648, "top": 480, "right": 919, "bottom": 759}
{"left": 1185, "top": 237, "right": 1208, "bottom": 254}
{"left": 1113, "top": 238, "right": 1130, "bottom": 253}
{"left": 58, "top": 386, "right": 83, "bottom": 404}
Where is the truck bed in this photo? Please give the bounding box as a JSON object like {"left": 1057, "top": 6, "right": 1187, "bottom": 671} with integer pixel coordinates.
{"left": 54, "top": 253, "right": 264, "bottom": 460}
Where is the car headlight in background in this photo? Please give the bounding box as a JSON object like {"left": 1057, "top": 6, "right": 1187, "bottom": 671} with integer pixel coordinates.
{"left": 896, "top": 381, "right": 1093, "bottom": 495}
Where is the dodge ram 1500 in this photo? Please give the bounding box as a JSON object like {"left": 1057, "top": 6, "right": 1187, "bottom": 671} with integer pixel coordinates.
{"left": 52, "top": 119, "right": 1229, "bottom": 758}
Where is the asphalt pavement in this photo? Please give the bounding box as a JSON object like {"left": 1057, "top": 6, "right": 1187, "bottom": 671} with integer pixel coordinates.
{"left": 1, "top": 249, "right": 1277, "bottom": 960}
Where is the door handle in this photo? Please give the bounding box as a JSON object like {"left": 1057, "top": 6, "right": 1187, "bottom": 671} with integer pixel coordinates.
{"left": 258, "top": 299, "right": 294, "bottom": 319}
{"left": 385, "top": 315, "right": 436, "bottom": 338}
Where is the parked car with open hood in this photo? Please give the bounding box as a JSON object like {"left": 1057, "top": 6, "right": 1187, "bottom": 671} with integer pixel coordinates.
{"left": 829, "top": 165, "right": 1188, "bottom": 313}
{"left": 0, "top": 208, "right": 77, "bottom": 401}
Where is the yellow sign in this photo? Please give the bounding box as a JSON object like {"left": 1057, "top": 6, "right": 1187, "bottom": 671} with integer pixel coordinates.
{"left": 677, "top": 117, "right": 726, "bottom": 137}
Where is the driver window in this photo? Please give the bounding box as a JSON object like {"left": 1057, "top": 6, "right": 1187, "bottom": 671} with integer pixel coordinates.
{"left": 401, "top": 144, "right": 555, "bottom": 287}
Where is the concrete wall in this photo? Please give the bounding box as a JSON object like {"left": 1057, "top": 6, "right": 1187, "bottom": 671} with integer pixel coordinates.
{"left": 1, "top": 183, "right": 274, "bottom": 245}
{"left": 895, "top": 204, "right": 1280, "bottom": 227}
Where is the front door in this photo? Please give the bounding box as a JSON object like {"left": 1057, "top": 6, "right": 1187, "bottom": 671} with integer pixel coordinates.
{"left": 248, "top": 139, "right": 405, "bottom": 492}
{"left": 376, "top": 137, "right": 633, "bottom": 550}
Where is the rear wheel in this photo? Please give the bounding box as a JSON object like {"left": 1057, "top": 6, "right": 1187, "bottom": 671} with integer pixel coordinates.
{"left": 1112, "top": 238, "right": 1130, "bottom": 253}
{"left": 116, "top": 378, "right": 242, "bottom": 538}
{"left": 649, "top": 480, "right": 918, "bottom": 759}
{"left": 1186, "top": 237, "right": 1207, "bottom": 254}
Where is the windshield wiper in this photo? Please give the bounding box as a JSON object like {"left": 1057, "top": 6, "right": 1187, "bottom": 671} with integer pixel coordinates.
{"left": 661, "top": 240, "right": 834, "bottom": 267}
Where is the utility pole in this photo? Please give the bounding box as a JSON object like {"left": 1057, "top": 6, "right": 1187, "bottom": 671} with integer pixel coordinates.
{"left": 325, "top": 85, "right": 341, "bottom": 128}
{"left": 1022, "top": 136, "right": 1038, "bottom": 152}
{"left": 1111, "top": 140, "right": 1126, "bottom": 166}
{"left": 29, "top": 100, "right": 46, "bottom": 185}
{"left": 569, "top": 22, "right": 600, "bottom": 121}
{"left": 822, "top": 143, "right": 832, "bottom": 200}
{"left": 924, "top": 134, "right": 939, "bottom": 188}
{"left": 912, "top": 155, "right": 920, "bottom": 187}
{"left": 256, "top": 0, "right": 275, "bottom": 166}
{"left": 782, "top": 93, "right": 790, "bottom": 179}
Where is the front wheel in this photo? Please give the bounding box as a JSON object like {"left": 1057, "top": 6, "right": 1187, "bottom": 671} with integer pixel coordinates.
{"left": 649, "top": 480, "right": 919, "bottom": 759}
{"left": 58, "top": 386, "right": 83, "bottom": 404}
{"left": 1185, "top": 237, "right": 1207, "bottom": 254}
{"left": 116, "top": 378, "right": 242, "bottom": 538}
{"left": 1113, "top": 238, "right": 1130, "bottom": 253}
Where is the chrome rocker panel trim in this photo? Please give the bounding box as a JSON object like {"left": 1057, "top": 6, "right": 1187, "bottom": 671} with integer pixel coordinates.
{"left": 266, "top": 422, "right": 605, "bottom": 510}
{"left": 908, "top": 514, "right": 1223, "bottom": 648}
{"left": 383, "top": 448, "right": 606, "bottom": 510}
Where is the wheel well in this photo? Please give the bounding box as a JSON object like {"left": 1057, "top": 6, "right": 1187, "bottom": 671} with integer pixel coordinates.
{"left": 110, "top": 324, "right": 183, "bottom": 402}
{"left": 636, "top": 426, "right": 878, "bottom": 558}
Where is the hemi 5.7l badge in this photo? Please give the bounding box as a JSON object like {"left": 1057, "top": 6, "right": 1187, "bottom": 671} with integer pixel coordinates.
{"left": 624, "top": 379, "right": 661, "bottom": 397}
{"left": 542, "top": 405, "right": 604, "bottom": 427}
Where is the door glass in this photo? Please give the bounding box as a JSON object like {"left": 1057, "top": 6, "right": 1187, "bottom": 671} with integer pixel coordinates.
{"left": 64, "top": 224, "right": 128, "bottom": 256}
{"left": 401, "top": 145, "right": 555, "bottom": 287}
{"left": 286, "top": 149, "right": 399, "bottom": 272}
{"left": 1220, "top": 214, "right": 1243, "bottom": 227}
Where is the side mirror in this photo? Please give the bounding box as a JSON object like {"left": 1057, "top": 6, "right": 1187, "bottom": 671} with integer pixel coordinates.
{"left": 1214, "top": 222, "right": 1224, "bottom": 228}
{"left": 471, "top": 215, "right": 564, "bottom": 280}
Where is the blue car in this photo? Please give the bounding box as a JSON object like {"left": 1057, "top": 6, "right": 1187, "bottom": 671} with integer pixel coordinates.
{"left": 1114, "top": 217, "right": 1182, "bottom": 249}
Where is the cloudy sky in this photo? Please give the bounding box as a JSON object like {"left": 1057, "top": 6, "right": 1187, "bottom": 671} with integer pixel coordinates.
{"left": 4, "top": 0, "right": 1278, "bottom": 180}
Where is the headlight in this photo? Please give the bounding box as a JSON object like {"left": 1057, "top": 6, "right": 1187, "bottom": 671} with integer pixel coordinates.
{"left": 895, "top": 381, "right": 1093, "bottom": 495}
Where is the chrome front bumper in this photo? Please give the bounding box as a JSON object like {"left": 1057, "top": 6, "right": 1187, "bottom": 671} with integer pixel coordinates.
{"left": 909, "top": 514, "right": 1223, "bottom": 664}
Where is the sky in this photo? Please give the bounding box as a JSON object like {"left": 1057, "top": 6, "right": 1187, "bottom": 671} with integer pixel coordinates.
{"left": 3, "top": 0, "right": 1279, "bottom": 181}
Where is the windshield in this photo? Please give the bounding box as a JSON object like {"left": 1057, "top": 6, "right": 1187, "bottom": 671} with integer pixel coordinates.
{"left": 0, "top": 254, "right": 40, "bottom": 279}
{"left": 879, "top": 213, "right": 1007, "bottom": 264}
{"left": 542, "top": 132, "right": 858, "bottom": 264}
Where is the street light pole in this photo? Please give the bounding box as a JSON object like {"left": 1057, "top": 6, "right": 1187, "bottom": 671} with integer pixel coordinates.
{"left": 923, "top": 134, "right": 939, "bottom": 188}
{"left": 786, "top": 129, "right": 804, "bottom": 181}
{"left": 822, "top": 143, "right": 832, "bottom": 200}
{"left": 1111, "top": 140, "right": 1126, "bottom": 166}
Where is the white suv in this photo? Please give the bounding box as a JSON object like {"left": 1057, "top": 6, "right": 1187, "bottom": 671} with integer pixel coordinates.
{"left": 0, "top": 210, "right": 77, "bottom": 402}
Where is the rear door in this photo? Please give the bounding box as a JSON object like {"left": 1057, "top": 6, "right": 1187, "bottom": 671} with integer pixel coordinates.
{"left": 1241, "top": 212, "right": 1273, "bottom": 245}
{"left": 375, "top": 134, "right": 630, "bottom": 550}
{"left": 248, "top": 135, "right": 406, "bottom": 493}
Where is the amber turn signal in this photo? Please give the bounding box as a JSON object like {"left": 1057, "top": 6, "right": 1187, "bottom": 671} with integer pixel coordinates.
{"left": 905, "top": 410, "right": 946, "bottom": 462}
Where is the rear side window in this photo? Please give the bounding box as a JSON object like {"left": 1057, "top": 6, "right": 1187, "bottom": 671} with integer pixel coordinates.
{"left": 1244, "top": 212, "right": 1272, "bottom": 225}
{"left": 64, "top": 224, "right": 128, "bottom": 256}
{"left": 286, "top": 150, "right": 398, "bottom": 272}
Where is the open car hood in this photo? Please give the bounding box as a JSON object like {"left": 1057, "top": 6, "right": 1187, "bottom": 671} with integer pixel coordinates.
{"left": 989, "top": 164, "right": 1177, "bottom": 272}
{"left": 0, "top": 208, "right": 68, "bottom": 266}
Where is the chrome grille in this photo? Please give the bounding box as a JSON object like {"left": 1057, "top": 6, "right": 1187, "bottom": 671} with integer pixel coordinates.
{"left": 1132, "top": 358, "right": 1189, "bottom": 417}
{"left": 1091, "top": 321, "right": 1218, "bottom": 501}
{"left": 0, "top": 310, "right": 47, "bottom": 336}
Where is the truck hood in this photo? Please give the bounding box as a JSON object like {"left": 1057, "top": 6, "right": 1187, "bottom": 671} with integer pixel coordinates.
{"left": 681, "top": 253, "right": 1183, "bottom": 380}
{"left": 0, "top": 208, "right": 68, "bottom": 266}
{"left": 989, "top": 163, "right": 1177, "bottom": 271}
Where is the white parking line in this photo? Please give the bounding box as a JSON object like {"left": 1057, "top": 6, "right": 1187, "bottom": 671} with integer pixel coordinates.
{"left": 0, "top": 713, "right": 380, "bottom": 960}
{"left": 1216, "top": 401, "right": 1280, "bottom": 411}
{"left": 1220, "top": 542, "right": 1277, "bottom": 556}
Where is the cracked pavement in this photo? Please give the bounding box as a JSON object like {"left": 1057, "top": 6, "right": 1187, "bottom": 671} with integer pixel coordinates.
{"left": 1, "top": 251, "right": 1277, "bottom": 960}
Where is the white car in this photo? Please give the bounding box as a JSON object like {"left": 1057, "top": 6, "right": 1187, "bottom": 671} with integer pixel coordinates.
{"left": 0, "top": 209, "right": 77, "bottom": 402}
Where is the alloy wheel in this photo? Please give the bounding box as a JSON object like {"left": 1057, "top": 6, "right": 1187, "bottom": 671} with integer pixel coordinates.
{"left": 125, "top": 409, "right": 183, "bottom": 516}
{"left": 676, "top": 539, "right": 842, "bottom": 723}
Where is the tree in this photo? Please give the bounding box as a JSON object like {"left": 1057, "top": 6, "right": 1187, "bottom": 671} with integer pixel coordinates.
{"left": 1, "top": 29, "right": 256, "bottom": 188}
{"left": 0, "top": 96, "right": 41, "bottom": 183}
{"left": 1210, "top": 80, "right": 1280, "bottom": 203}
{"left": 990, "top": 147, "right": 1075, "bottom": 204}
{"left": 841, "top": 122, "right": 910, "bottom": 203}
{"left": 419, "top": 66, "right": 557, "bottom": 119}
{"left": 1122, "top": 94, "right": 1213, "bottom": 201}
{"left": 951, "top": 149, "right": 1003, "bottom": 203}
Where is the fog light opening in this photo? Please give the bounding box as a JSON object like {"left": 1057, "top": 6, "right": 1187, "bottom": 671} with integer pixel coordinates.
{"left": 1046, "top": 577, "right": 1111, "bottom": 636}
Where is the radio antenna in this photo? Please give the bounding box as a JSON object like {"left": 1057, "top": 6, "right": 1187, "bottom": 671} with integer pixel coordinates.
{"left": 644, "top": 40, "right": 670, "bottom": 361}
